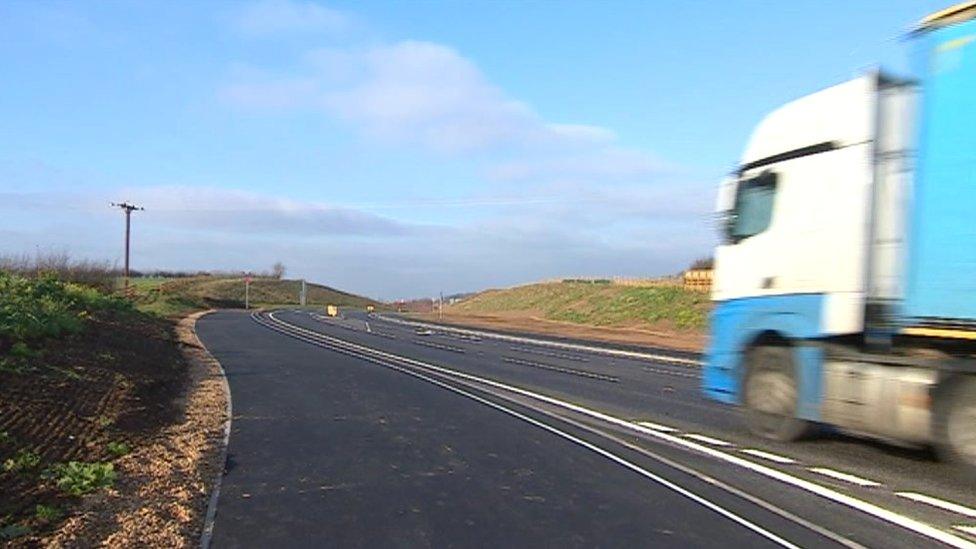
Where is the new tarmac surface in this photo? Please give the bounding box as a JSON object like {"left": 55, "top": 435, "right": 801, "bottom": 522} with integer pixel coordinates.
{"left": 195, "top": 309, "right": 976, "bottom": 548}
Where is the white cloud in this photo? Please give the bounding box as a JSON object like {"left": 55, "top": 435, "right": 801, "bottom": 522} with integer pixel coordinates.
{"left": 0, "top": 184, "right": 715, "bottom": 298}
{"left": 486, "top": 148, "right": 669, "bottom": 182}
{"left": 218, "top": 76, "right": 320, "bottom": 109}
{"left": 231, "top": 0, "right": 347, "bottom": 36}
{"left": 121, "top": 186, "right": 415, "bottom": 237}
{"left": 0, "top": 186, "right": 415, "bottom": 238}
{"left": 219, "top": 40, "right": 662, "bottom": 169}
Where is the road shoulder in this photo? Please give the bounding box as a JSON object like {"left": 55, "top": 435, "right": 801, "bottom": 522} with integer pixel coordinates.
{"left": 39, "top": 311, "right": 230, "bottom": 547}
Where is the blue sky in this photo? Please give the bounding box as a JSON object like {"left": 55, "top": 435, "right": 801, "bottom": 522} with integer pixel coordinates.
{"left": 0, "top": 0, "right": 945, "bottom": 299}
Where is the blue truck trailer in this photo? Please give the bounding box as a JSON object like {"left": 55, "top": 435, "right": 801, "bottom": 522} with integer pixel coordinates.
{"left": 704, "top": 2, "right": 976, "bottom": 469}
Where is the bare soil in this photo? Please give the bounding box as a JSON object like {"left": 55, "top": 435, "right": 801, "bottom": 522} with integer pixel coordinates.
{"left": 414, "top": 311, "right": 708, "bottom": 352}
{"left": 1, "top": 311, "right": 228, "bottom": 547}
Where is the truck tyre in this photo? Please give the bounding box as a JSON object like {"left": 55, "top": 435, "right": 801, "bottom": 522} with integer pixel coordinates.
{"left": 742, "top": 345, "right": 811, "bottom": 441}
{"left": 936, "top": 376, "right": 976, "bottom": 474}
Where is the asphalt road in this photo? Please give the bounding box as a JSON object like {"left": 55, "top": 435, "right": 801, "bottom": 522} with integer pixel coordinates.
{"left": 196, "top": 309, "right": 976, "bottom": 548}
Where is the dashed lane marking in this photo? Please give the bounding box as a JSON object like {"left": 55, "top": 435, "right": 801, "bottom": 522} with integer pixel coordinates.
{"left": 501, "top": 356, "right": 619, "bottom": 383}
{"left": 509, "top": 345, "right": 589, "bottom": 362}
{"left": 897, "top": 493, "right": 976, "bottom": 519}
{"left": 262, "top": 314, "right": 799, "bottom": 548}
{"left": 262, "top": 312, "right": 976, "bottom": 549}
{"left": 376, "top": 314, "right": 702, "bottom": 366}
{"left": 635, "top": 421, "right": 679, "bottom": 433}
{"left": 740, "top": 449, "right": 796, "bottom": 465}
{"left": 643, "top": 366, "right": 699, "bottom": 379}
{"left": 808, "top": 468, "right": 881, "bottom": 488}
{"left": 684, "top": 434, "right": 733, "bottom": 447}
{"left": 412, "top": 340, "right": 466, "bottom": 354}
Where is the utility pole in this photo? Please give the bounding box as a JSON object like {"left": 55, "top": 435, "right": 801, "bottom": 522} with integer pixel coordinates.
{"left": 111, "top": 202, "right": 143, "bottom": 295}
{"left": 300, "top": 279, "right": 307, "bottom": 306}
{"left": 439, "top": 291, "right": 443, "bottom": 320}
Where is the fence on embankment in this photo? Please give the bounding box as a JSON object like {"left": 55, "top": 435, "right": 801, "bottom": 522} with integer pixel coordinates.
{"left": 534, "top": 273, "right": 713, "bottom": 292}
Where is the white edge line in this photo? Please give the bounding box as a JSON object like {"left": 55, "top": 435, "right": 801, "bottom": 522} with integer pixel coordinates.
{"left": 898, "top": 492, "right": 976, "bottom": 519}
{"left": 262, "top": 314, "right": 797, "bottom": 548}
{"left": 956, "top": 525, "right": 976, "bottom": 536}
{"left": 808, "top": 468, "right": 881, "bottom": 488}
{"left": 192, "top": 311, "right": 232, "bottom": 549}
{"left": 263, "top": 312, "right": 976, "bottom": 549}
{"left": 387, "top": 360, "right": 800, "bottom": 547}
{"left": 741, "top": 449, "right": 796, "bottom": 465}
{"left": 376, "top": 314, "right": 702, "bottom": 366}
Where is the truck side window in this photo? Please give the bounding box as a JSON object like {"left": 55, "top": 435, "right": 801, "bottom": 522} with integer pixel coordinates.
{"left": 727, "top": 171, "right": 777, "bottom": 243}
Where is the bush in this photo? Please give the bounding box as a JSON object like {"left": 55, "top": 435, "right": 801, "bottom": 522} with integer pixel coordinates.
{"left": 0, "top": 272, "right": 130, "bottom": 360}
{"left": 689, "top": 256, "right": 714, "bottom": 270}
{"left": 45, "top": 461, "right": 116, "bottom": 496}
{"left": 106, "top": 441, "right": 131, "bottom": 457}
{"left": 0, "top": 253, "right": 119, "bottom": 293}
{"left": 34, "top": 504, "right": 62, "bottom": 523}
{"left": 3, "top": 449, "right": 41, "bottom": 473}
{"left": 0, "top": 523, "right": 30, "bottom": 540}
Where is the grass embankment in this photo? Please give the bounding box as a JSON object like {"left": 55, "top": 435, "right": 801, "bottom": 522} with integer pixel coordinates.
{"left": 0, "top": 272, "right": 188, "bottom": 543}
{"left": 451, "top": 281, "right": 711, "bottom": 331}
{"left": 131, "top": 276, "right": 379, "bottom": 317}
{"left": 432, "top": 281, "right": 712, "bottom": 351}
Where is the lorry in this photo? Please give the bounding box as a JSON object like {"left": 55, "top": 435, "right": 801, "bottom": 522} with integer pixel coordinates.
{"left": 704, "top": 2, "right": 976, "bottom": 469}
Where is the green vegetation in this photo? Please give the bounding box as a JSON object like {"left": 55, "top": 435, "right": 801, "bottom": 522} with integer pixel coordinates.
{"left": 34, "top": 504, "right": 62, "bottom": 523}
{"left": 0, "top": 523, "right": 31, "bottom": 540}
{"left": 3, "top": 449, "right": 41, "bottom": 473}
{"left": 0, "top": 272, "right": 130, "bottom": 371}
{"left": 45, "top": 461, "right": 116, "bottom": 496}
{"left": 450, "top": 281, "right": 711, "bottom": 331}
{"left": 130, "top": 275, "right": 380, "bottom": 317}
{"left": 106, "top": 441, "right": 131, "bottom": 457}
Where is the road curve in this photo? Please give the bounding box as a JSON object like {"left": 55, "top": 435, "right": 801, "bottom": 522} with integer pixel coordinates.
{"left": 196, "top": 309, "right": 972, "bottom": 548}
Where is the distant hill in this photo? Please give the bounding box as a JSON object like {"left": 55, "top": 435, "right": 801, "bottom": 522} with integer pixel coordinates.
{"left": 132, "top": 276, "right": 379, "bottom": 317}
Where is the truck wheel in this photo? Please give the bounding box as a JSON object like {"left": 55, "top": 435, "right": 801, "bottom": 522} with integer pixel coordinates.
{"left": 936, "top": 376, "right": 976, "bottom": 474}
{"left": 742, "top": 345, "right": 811, "bottom": 441}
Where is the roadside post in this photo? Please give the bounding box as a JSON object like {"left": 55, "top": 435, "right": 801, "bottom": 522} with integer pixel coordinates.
{"left": 244, "top": 274, "right": 252, "bottom": 310}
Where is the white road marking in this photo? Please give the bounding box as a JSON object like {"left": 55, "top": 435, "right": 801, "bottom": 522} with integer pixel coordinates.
{"left": 898, "top": 493, "right": 976, "bottom": 519}
{"left": 266, "top": 318, "right": 800, "bottom": 547}
{"left": 390, "top": 367, "right": 801, "bottom": 547}
{"left": 956, "top": 525, "right": 976, "bottom": 536}
{"left": 377, "top": 314, "right": 702, "bottom": 366}
{"left": 261, "top": 312, "right": 976, "bottom": 549}
{"left": 501, "top": 356, "right": 619, "bottom": 383}
{"left": 636, "top": 421, "right": 679, "bottom": 433}
{"left": 365, "top": 321, "right": 372, "bottom": 333}
{"left": 684, "top": 434, "right": 732, "bottom": 447}
{"left": 808, "top": 468, "right": 881, "bottom": 488}
{"left": 643, "top": 366, "right": 699, "bottom": 379}
{"left": 741, "top": 449, "right": 796, "bottom": 465}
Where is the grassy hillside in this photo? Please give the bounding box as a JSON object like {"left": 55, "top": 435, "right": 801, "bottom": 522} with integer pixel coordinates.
{"left": 132, "top": 276, "right": 379, "bottom": 317}
{"left": 449, "top": 281, "right": 711, "bottom": 331}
